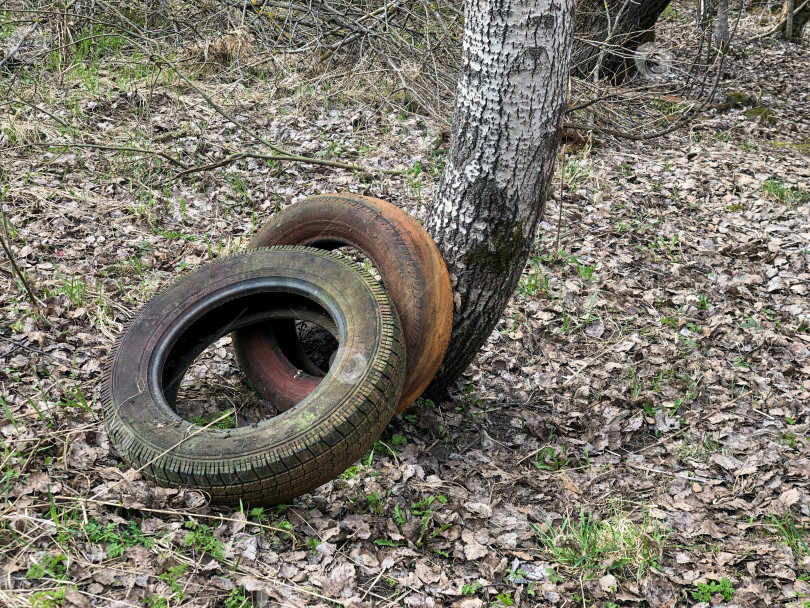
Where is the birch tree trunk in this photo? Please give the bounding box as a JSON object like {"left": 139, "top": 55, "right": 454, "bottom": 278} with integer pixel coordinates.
{"left": 786, "top": 0, "right": 795, "bottom": 40}
{"left": 423, "top": 0, "right": 574, "bottom": 396}
{"left": 715, "top": 0, "right": 729, "bottom": 51}
{"left": 697, "top": 0, "right": 716, "bottom": 59}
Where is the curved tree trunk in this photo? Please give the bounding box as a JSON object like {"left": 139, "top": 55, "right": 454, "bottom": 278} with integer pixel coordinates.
{"left": 423, "top": 0, "right": 574, "bottom": 396}
{"left": 572, "top": 0, "right": 671, "bottom": 82}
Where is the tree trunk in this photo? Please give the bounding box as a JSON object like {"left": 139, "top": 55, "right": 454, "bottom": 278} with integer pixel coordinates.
{"left": 715, "top": 0, "right": 729, "bottom": 50}
{"left": 423, "top": 0, "right": 574, "bottom": 396}
{"left": 696, "top": 0, "right": 716, "bottom": 65}
{"left": 786, "top": 0, "right": 795, "bottom": 40}
{"left": 572, "top": 0, "right": 671, "bottom": 82}
{"left": 795, "top": 1, "right": 810, "bottom": 36}
{"left": 779, "top": 0, "right": 810, "bottom": 38}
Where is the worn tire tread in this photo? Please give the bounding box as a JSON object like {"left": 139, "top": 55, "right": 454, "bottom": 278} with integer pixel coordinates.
{"left": 102, "top": 246, "right": 405, "bottom": 506}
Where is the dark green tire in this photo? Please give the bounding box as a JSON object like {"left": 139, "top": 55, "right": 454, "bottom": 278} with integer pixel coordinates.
{"left": 102, "top": 247, "right": 405, "bottom": 506}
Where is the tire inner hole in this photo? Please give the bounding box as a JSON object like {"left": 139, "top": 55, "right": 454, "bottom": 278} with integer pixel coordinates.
{"left": 165, "top": 292, "right": 337, "bottom": 428}
{"left": 174, "top": 334, "right": 264, "bottom": 429}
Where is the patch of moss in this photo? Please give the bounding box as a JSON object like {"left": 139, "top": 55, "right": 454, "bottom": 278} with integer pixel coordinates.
{"left": 467, "top": 221, "right": 526, "bottom": 275}
{"left": 745, "top": 107, "right": 776, "bottom": 124}
{"left": 771, "top": 141, "right": 810, "bottom": 154}
{"left": 726, "top": 90, "right": 755, "bottom": 107}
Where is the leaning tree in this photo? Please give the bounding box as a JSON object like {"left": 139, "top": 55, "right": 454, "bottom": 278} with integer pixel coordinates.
{"left": 423, "top": 0, "right": 575, "bottom": 395}
{"left": 571, "top": 0, "right": 671, "bottom": 82}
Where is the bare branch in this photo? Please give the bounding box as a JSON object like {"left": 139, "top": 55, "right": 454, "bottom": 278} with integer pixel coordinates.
{"left": 0, "top": 205, "right": 41, "bottom": 318}
{"left": 27, "top": 141, "right": 189, "bottom": 169}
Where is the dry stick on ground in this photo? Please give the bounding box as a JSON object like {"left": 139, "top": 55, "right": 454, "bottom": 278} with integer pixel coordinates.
{"left": 149, "top": 53, "right": 289, "bottom": 155}
{"left": 0, "top": 209, "right": 41, "bottom": 317}
{"left": 631, "top": 388, "right": 762, "bottom": 456}
{"left": 565, "top": 4, "right": 742, "bottom": 140}
{"left": 567, "top": 80, "right": 696, "bottom": 113}
{"left": 44, "top": 497, "right": 295, "bottom": 536}
{"left": 554, "top": 157, "right": 565, "bottom": 256}
{"left": 90, "top": 409, "right": 243, "bottom": 501}
{"left": 26, "top": 141, "right": 190, "bottom": 169}
{"left": 0, "top": 23, "right": 38, "bottom": 70}
{"left": 11, "top": 6, "right": 400, "bottom": 176}
{"left": 4, "top": 98, "right": 74, "bottom": 134}
{"left": 563, "top": 47, "right": 726, "bottom": 141}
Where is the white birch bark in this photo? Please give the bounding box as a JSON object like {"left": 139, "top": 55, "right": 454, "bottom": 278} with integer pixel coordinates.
{"left": 786, "top": 0, "right": 795, "bottom": 40}
{"left": 715, "top": 0, "right": 729, "bottom": 50}
{"left": 698, "top": 0, "right": 716, "bottom": 51}
{"left": 424, "top": 0, "right": 574, "bottom": 394}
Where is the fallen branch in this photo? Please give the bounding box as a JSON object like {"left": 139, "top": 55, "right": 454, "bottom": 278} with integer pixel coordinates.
{"left": 9, "top": 8, "right": 365, "bottom": 176}
{"left": 0, "top": 207, "right": 41, "bottom": 318}
{"left": 563, "top": 45, "right": 726, "bottom": 141}
{"left": 6, "top": 98, "right": 74, "bottom": 133}
{"left": 47, "top": 496, "right": 293, "bottom": 536}
{"left": 150, "top": 52, "right": 408, "bottom": 176}
{"left": 149, "top": 52, "right": 290, "bottom": 157}
{"left": 0, "top": 24, "right": 38, "bottom": 70}
{"left": 27, "top": 141, "right": 189, "bottom": 169}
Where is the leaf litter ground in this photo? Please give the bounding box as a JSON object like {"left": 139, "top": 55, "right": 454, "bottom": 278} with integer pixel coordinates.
{"left": 1, "top": 18, "right": 809, "bottom": 608}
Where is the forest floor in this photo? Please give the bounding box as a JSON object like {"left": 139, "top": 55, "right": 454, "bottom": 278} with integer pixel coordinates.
{"left": 1, "top": 7, "right": 809, "bottom": 608}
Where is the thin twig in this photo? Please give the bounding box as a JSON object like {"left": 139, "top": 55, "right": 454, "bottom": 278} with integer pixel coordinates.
{"left": 90, "top": 409, "right": 237, "bottom": 500}
{"left": 0, "top": 208, "right": 41, "bottom": 317}
{"left": 149, "top": 52, "right": 290, "bottom": 156}
{"left": 623, "top": 462, "right": 719, "bottom": 484}
{"left": 0, "top": 24, "right": 37, "bottom": 70}
{"left": 27, "top": 141, "right": 189, "bottom": 169}
{"left": 554, "top": 152, "right": 565, "bottom": 256}
{"left": 563, "top": 49, "right": 725, "bottom": 142}
{"left": 47, "top": 496, "right": 292, "bottom": 535}
{"left": 150, "top": 52, "right": 407, "bottom": 175}
{"left": 4, "top": 98, "right": 74, "bottom": 133}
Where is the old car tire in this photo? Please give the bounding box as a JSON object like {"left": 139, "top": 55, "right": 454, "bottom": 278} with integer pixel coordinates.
{"left": 102, "top": 247, "right": 405, "bottom": 506}
{"left": 233, "top": 193, "right": 452, "bottom": 413}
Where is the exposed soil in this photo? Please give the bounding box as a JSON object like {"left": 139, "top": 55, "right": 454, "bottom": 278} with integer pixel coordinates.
{"left": 1, "top": 8, "right": 809, "bottom": 608}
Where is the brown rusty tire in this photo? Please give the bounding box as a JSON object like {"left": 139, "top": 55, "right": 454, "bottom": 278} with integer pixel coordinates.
{"left": 102, "top": 247, "right": 405, "bottom": 506}
{"left": 232, "top": 193, "right": 452, "bottom": 414}
{"left": 248, "top": 307, "right": 337, "bottom": 395}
